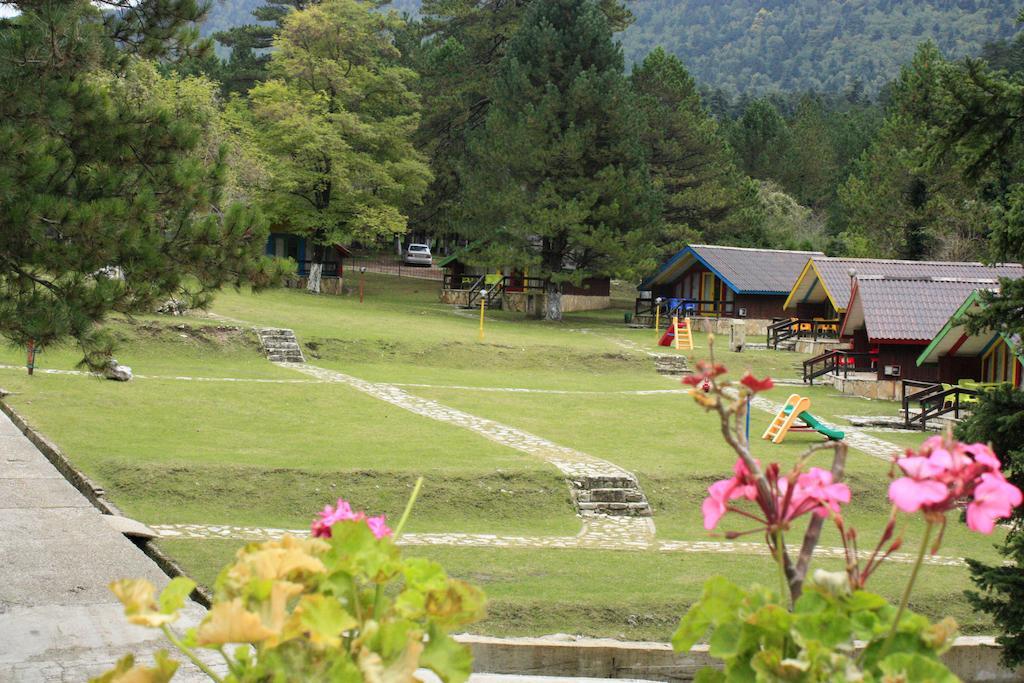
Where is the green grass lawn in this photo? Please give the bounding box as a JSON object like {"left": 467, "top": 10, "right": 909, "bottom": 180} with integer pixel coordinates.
{"left": 158, "top": 539, "right": 995, "bottom": 641}
{"left": 0, "top": 275, "right": 1004, "bottom": 639}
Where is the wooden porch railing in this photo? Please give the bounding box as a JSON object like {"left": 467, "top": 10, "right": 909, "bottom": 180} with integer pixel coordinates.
{"left": 767, "top": 318, "right": 841, "bottom": 350}
{"left": 633, "top": 298, "right": 733, "bottom": 318}
{"left": 901, "top": 380, "right": 980, "bottom": 430}
{"left": 802, "top": 350, "right": 875, "bottom": 385}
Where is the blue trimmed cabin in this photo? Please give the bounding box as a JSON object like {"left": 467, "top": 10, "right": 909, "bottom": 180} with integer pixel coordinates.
{"left": 638, "top": 244, "right": 822, "bottom": 322}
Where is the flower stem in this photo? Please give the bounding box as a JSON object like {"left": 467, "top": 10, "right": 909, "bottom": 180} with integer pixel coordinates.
{"left": 393, "top": 476, "right": 423, "bottom": 540}
{"left": 161, "top": 624, "right": 224, "bottom": 682}
{"left": 879, "top": 520, "right": 933, "bottom": 658}
{"left": 774, "top": 528, "right": 789, "bottom": 604}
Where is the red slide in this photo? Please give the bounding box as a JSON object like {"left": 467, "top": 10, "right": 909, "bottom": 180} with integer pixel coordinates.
{"left": 658, "top": 325, "right": 675, "bottom": 346}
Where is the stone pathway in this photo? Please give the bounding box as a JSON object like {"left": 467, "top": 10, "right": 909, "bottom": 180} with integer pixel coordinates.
{"left": 280, "top": 362, "right": 656, "bottom": 539}
{"left": 149, "top": 522, "right": 965, "bottom": 567}
{"left": 282, "top": 363, "right": 639, "bottom": 482}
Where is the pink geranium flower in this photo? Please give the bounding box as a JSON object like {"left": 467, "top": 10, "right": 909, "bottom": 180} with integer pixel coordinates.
{"left": 967, "top": 473, "right": 1023, "bottom": 534}
{"left": 366, "top": 515, "right": 393, "bottom": 539}
{"left": 701, "top": 459, "right": 849, "bottom": 532}
{"left": 888, "top": 438, "right": 1022, "bottom": 534}
{"left": 311, "top": 499, "right": 393, "bottom": 539}
{"left": 792, "top": 468, "right": 851, "bottom": 518}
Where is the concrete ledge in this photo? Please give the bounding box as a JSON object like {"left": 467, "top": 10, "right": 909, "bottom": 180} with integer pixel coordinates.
{"left": 457, "top": 634, "right": 1024, "bottom": 682}
{"left": 0, "top": 400, "right": 213, "bottom": 608}
{"left": 0, "top": 400, "right": 121, "bottom": 516}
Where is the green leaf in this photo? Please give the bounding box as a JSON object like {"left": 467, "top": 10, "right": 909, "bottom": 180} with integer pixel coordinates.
{"left": 419, "top": 623, "right": 473, "bottom": 683}
{"left": 793, "top": 612, "right": 853, "bottom": 648}
{"left": 300, "top": 595, "right": 358, "bottom": 645}
{"left": 672, "top": 577, "right": 743, "bottom": 652}
{"left": 158, "top": 577, "right": 196, "bottom": 615}
{"left": 707, "top": 621, "right": 741, "bottom": 659}
{"left": 693, "top": 668, "right": 727, "bottom": 683}
{"left": 877, "top": 653, "right": 958, "bottom": 682}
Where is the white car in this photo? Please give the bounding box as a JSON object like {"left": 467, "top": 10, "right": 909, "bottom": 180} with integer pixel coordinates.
{"left": 403, "top": 243, "right": 433, "bottom": 266}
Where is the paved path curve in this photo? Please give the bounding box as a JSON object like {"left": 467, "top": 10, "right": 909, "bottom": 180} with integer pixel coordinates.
{"left": 149, "top": 523, "right": 966, "bottom": 568}
{"left": 280, "top": 362, "right": 657, "bottom": 545}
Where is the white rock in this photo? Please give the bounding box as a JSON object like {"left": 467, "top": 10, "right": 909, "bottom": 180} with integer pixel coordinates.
{"left": 104, "top": 359, "right": 133, "bottom": 382}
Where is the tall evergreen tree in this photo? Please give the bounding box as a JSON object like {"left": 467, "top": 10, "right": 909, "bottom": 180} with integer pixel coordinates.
{"left": 727, "top": 99, "right": 791, "bottom": 182}
{"left": 630, "top": 48, "right": 765, "bottom": 253}
{"left": 407, "top": 0, "right": 632, "bottom": 236}
{"left": 457, "top": 0, "right": 659, "bottom": 320}
{"left": 833, "top": 43, "right": 997, "bottom": 260}
{"left": 924, "top": 16, "right": 1024, "bottom": 665}
{"left": 228, "top": 0, "right": 431, "bottom": 258}
{"left": 910, "top": 14, "right": 1024, "bottom": 666}
{"left": 0, "top": 0, "right": 283, "bottom": 367}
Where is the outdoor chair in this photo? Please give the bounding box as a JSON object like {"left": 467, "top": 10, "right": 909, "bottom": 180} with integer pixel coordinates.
{"left": 956, "top": 379, "right": 981, "bottom": 406}
{"left": 941, "top": 383, "right": 956, "bottom": 409}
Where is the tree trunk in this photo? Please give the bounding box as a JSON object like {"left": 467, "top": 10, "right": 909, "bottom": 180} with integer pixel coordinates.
{"left": 544, "top": 281, "right": 562, "bottom": 321}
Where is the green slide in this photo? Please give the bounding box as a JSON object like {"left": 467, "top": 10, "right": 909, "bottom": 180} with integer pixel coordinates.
{"left": 797, "top": 411, "right": 845, "bottom": 441}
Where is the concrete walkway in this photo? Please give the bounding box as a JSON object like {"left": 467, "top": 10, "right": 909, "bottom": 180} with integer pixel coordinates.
{"left": 0, "top": 410, "right": 211, "bottom": 682}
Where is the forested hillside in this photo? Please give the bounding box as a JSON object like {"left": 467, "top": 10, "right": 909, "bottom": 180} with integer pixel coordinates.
{"left": 201, "top": 0, "right": 1018, "bottom": 95}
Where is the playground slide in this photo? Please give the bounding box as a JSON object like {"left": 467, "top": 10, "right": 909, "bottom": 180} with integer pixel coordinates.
{"left": 797, "top": 411, "right": 845, "bottom": 441}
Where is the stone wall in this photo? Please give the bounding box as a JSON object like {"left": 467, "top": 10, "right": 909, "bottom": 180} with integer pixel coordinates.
{"left": 686, "top": 316, "right": 773, "bottom": 336}
{"left": 825, "top": 373, "right": 902, "bottom": 400}
{"left": 459, "top": 634, "right": 1024, "bottom": 682}
{"left": 440, "top": 289, "right": 470, "bottom": 306}
{"left": 792, "top": 339, "right": 848, "bottom": 355}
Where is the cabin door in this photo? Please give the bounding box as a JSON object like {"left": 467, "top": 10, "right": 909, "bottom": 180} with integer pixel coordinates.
{"left": 700, "top": 272, "right": 716, "bottom": 315}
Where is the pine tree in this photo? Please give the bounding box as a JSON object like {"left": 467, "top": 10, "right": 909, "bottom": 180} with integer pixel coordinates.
{"left": 0, "top": 1, "right": 284, "bottom": 368}
{"left": 407, "top": 0, "right": 633, "bottom": 236}
{"left": 925, "top": 13, "right": 1024, "bottom": 666}
{"left": 630, "top": 47, "right": 765, "bottom": 253}
{"left": 457, "top": 0, "right": 659, "bottom": 320}
{"left": 833, "top": 43, "right": 996, "bottom": 261}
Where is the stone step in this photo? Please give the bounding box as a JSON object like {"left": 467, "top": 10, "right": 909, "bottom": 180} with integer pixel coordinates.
{"left": 577, "top": 501, "right": 653, "bottom": 516}
{"left": 576, "top": 488, "right": 646, "bottom": 504}
{"left": 256, "top": 327, "right": 305, "bottom": 363}
{"left": 578, "top": 474, "right": 637, "bottom": 490}
{"left": 264, "top": 342, "right": 301, "bottom": 351}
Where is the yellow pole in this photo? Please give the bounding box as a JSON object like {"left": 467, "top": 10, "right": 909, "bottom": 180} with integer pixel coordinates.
{"left": 478, "top": 295, "right": 486, "bottom": 341}
{"left": 654, "top": 305, "right": 661, "bottom": 343}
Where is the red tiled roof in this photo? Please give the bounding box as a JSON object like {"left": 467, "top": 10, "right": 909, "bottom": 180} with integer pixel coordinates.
{"left": 845, "top": 276, "right": 1003, "bottom": 342}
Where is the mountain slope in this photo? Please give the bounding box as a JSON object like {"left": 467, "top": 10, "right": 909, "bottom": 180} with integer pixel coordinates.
{"left": 201, "top": 0, "right": 1018, "bottom": 95}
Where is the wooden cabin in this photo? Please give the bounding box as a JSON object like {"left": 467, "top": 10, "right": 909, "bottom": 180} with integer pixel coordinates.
{"left": 438, "top": 244, "right": 611, "bottom": 313}
{"left": 639, "top": 245, "right": 822, "bottom": 321}
{"left": 785, "top": 257, "right": 1024, "bottom": 320}
{"left": 839, "top": 275, "right": 1006, "bottom": 383}
{"left": 916, "top": 290, "right": 1023, "bottom": 388}
{"left": 265, "top": 232, "right": 351, "bottom": 295}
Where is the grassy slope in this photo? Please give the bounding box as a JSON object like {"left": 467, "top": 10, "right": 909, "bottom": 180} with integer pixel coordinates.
{"left": 160, "top": 539, "right": 994, "bottom": 641}
{"left": 0, "top": 274, "right": 1001, "bottom": 638}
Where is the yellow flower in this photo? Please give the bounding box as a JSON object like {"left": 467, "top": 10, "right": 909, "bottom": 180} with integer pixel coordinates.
{"left": 196, "top": 598, "right": 277, "bottom": 645}
{"left": 109, "top": 580, "right": 177, "bottom": 628}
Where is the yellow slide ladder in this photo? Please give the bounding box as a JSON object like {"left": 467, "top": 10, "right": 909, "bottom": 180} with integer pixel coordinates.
{"left": 762, "top": 394, "right": 811, "bottom": 444}
{"left": 673, "top": 316, "right": 694, "bottom": 350}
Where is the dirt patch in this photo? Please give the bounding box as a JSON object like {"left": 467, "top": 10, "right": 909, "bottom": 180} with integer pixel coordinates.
{"left": 114, "top": 320, "right": 258, "bottom": 349}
